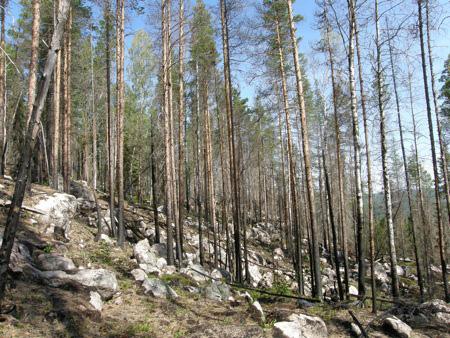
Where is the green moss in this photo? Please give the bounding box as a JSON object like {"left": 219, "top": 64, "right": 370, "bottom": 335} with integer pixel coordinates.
{"left": 161, "top": 274, "right": 196, "bottom": 287}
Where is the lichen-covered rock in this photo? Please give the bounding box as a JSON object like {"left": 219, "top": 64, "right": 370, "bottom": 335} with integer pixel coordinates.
{"left": 203, "top": 282, "right": 231, "bottom": 302}
{"left": 133, "top": 239, "right": 158, "bottom": 266}
{"left": 131, "top": 269, "right": 147, "bottom": 282}
{"left": 142, "top": 277, "right": 178, "bottom": 299}
{"left": 40, "top": 268, "right": 118, "bottom": 299}
{"left": 249, "top": 300, "right": 265, "bottom": 324}
{"left": 248, "top": 264, "right": 262, "bottom": 287}
{"left": 70, "top": 180, "right": 96, "bottom": 210}
{"left": 418, "top": 299, "right": 450, "bottom": 326}
{"left": 384, "top": 316, "right": 412, "bottom": 338}
{"left": 273, "top": 313, "right": 328, "bottom": 338}
{"left": 180, "top": 263, "right": 208, "bottom": 283}
{"left": 89, "top": 291, "right": 103, "bottom": 311}
{"left": 32, "top": 193, "right": 78, "bottom": 238}
{"left": 36, "top": 253, "right": 76, "bottom": 271}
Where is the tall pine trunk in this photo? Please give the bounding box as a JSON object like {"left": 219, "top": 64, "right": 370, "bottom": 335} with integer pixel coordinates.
{"left": 116, "top": 0, "right": 125, "bottom": 246}
{"left": 162, "top": 0, "right": 175, "bottom": 265}
{"left": 0, "top": 0, "right": 71, "bottom": 306}
{"left": 0, "top": 0, "right": 6, "bottom": 175}
{"left": 177, "top": 0, "right": 186, "bottom": 262}
{"left": 220, "top": 0, "right": 242, "bottom": 282}
{"left": 353, "top": 0, "right": 376, "bottom": 311}
{"left": 26, "top": 0, "right": 41, "bottom": 129}
{"left": 275, "top": 17, "right": 303, "bottom": 295}
{"left": 51, "top": 0, "right": 61, "bottom": 189}
{"left": 325, "top": 15, "right": 349, "bottom": 297}
{"left": 62, "top": 8, "right": 72, "bottom": 193}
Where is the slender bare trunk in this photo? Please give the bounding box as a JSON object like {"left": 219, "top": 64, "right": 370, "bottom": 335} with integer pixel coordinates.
{"left": 417, "top": 0, "right": 448, "bottom": 301}
{"left": 26, "top": 0, "right": 41, "bottom": 130}
{"left": 105, "top": 0, "right": 115, "bottom": 237}
{"left": 90, "top": 34, "right": 97, "bottom": 190}
{"left": 162, "top": 0, "right": 174, "bottom": 265}
{"left": 375, "top": 0, "right": 400, "bottom": 299}
{"left": 62, "top": 8, "right": 72, "bottom": 193}
{"left": 345, "top": 0, "right": 365, "bottom": 300}
{"left": 424, "top": 0, "right": 449, "bottom": 301}
{"left": 51, "top": 0, "right": 61, "bottom": 189}
{"left": 325, "top": 17, "right": 349, "bottom": 296}
{"left": 409, "top": 69, "right": 431, "bottom": 290}
{"left": 387, "top": 31, "right": 424, "bottom": 301}
{"left": 177, "top": 0, "right": 185, "bottom": 262}
{"left": 353, "top": 0, "right": 376, "bottom": 311}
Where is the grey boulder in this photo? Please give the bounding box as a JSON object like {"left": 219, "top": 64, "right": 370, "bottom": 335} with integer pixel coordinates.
{"left": 273, "top": 313, "right": 328, "bottom": 338}
{"left": 35, "top": 253, "right": 76, "bottom": 271}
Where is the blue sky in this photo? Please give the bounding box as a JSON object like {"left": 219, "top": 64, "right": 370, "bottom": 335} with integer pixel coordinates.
{"left": 4, "top": 0, "right": 450, "bottom": 187}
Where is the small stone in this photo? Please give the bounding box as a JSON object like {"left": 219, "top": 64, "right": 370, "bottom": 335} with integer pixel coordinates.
{"left": 99, "top": 234, "right": 115, "bottom": 245}
{"left": 249, "top": 300, "right": 265, "bottom": 324}
{"left": 131, "top": 269, "right": 147, "bottom": 282}
{"left": 349, "top": 285, "right": 358, "bottom": 296}
{"left": 89, "top": 291, "right": 103, "bottom": 311}
{"left": 351, "top": 323, "right": 361, "bottom": 336}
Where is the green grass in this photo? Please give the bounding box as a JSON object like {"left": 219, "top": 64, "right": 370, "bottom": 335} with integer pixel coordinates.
{"left": 125, "top": 322, "right": 153, "bottom": 336}
{"left": 161, "top": 274, "right": 196, "bottom": 287}
{"left": 308, "top": 305, "right": 338, "bottom": 321}
{"left": 245, "top": 281, "right": 293, "bottom": 302}
{"left": 119, "top": 278, "right": 134, "bottom": 290}
{"left": 88, "top": 241, "right": 112, "bottom": 266}
{"left": 174, "top": 329, "right": 187, "bottom": 338}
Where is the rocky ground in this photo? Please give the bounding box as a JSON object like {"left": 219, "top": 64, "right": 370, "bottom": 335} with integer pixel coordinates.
{"left": 0, "top": 176, "right": 449, "bottom": 338}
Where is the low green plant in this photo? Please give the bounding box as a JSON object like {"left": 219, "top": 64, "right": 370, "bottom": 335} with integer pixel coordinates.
{"left": 261, "top": 319, "right": 276, "bottom": 329}
{"left": 43, "top": 245, "right": 54, "bottom": 253}
{"left": 270, "top": 281, "right": 292, "bottom": 297}
{"left": 174, "top": 329, "right": 187, "bottom": 338}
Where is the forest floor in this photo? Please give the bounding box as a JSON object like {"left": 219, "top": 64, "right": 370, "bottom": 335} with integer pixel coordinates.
{"left": 0, "top": 177, "right": 449, "bottom": 338}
